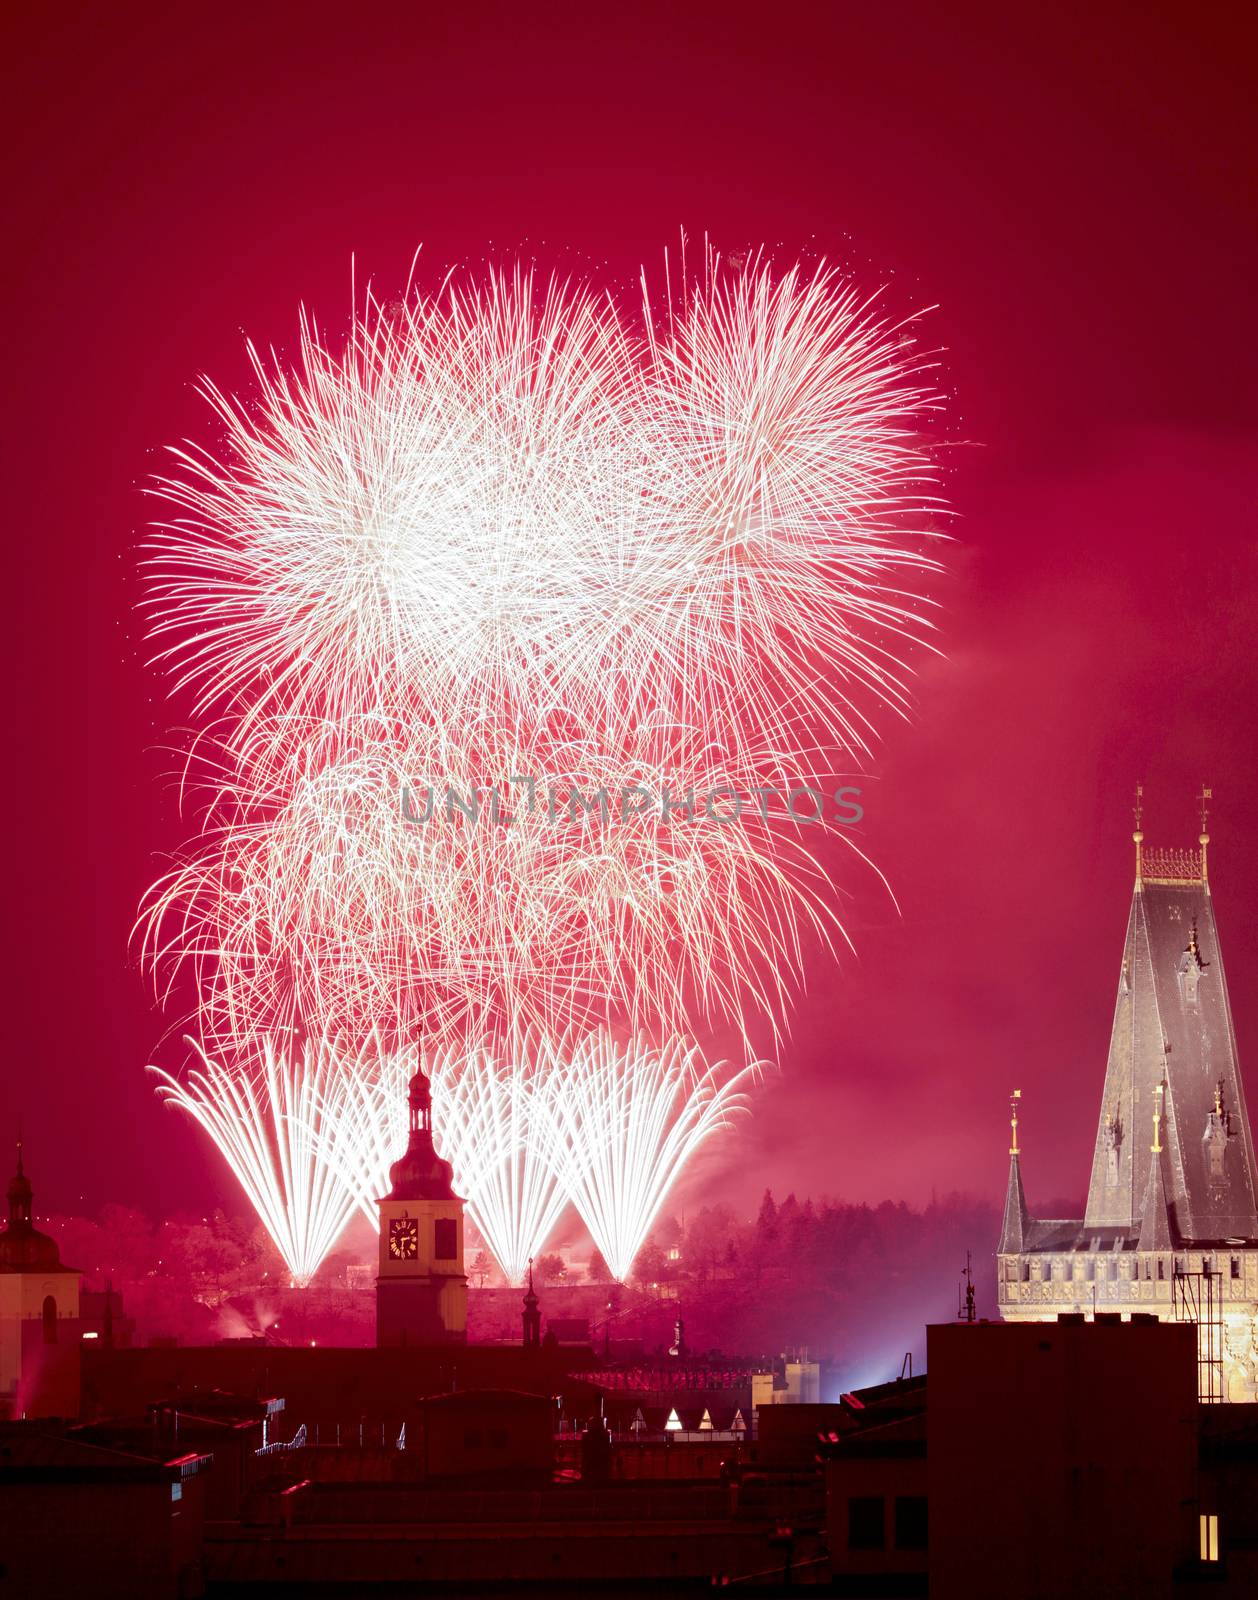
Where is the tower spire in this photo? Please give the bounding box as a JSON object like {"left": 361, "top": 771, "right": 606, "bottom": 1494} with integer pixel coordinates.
{"left": 1000, "top": 1090, "right": 1032, "bottom": 1255}
{"left": 522, "top": 1256, "right": 541, "bottom": 1349}
{"left": 1138, "top": 1083, "right": 1174, "bottom": 1252}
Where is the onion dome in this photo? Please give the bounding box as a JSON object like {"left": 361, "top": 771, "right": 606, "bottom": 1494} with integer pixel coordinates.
{"left": 385, "top": 1070, "right": 460, "bottom": 1202}
{"left": 0, "top": 1143, "right": 72, "bottom": 1274}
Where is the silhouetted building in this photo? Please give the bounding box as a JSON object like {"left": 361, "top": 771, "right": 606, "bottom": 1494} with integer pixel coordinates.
{"left": 999, "top": 807, "right": 1258, "bottom": 1400}
{"left": 0, "top": 1424, "right": 211, "bottom": 1599}
{"left": 929, "top": 1318, "right": 1198, "bottom": 1598}
{"left": 820, "top": 1378, "right": 927, "bottom": 1591}
{"left": 413, "top": 1387, "right": 555, "bottom": 1481}
{"left": 0, "top": 1141, "right": 82, "bottom": 1419}
{"left": 376, "top": 1067, "right": 468, "bottom": 1346}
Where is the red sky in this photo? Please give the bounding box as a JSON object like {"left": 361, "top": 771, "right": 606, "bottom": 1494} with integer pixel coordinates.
{"left": 3, "top": 2, "right": 1256, "bottom": 1226}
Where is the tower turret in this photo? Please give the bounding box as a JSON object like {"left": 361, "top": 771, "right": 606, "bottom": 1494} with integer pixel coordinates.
{"left": 0, "top": 1141, "right": 82, "bottom": 1418}
{"left": 375, "top": 1068, "right": 468, "bottom": 1347}
{"left": 998, "top": 1090, "right": 1032, "bottom": 1255}
{"left": 522, "top": 1259, "right": 541, "bottom": 1349}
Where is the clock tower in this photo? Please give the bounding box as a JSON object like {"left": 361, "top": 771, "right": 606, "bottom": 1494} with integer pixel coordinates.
{"left": 376, "top": 1067, "right": 467, "bottom": 1346}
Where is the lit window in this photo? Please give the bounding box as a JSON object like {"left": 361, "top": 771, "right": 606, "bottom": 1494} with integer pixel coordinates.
{"left": 665, "top": 1408, "right": 682, "bottom": 1432}
{"left": 1199, "top": 1513, "right": 1219, "bottom": 1562}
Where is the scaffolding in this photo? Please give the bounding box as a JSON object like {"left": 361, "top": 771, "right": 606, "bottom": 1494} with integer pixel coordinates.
{"left": 1173, "top": 1268, "right": 1223, "bottom": 1403}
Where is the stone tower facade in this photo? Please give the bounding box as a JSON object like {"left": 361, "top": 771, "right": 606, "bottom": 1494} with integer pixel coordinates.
{"left": 997, "top": 811, "right": 1258, "bottom": 1401}
{"left": 376, "top": 1069, "right": 468, "bottom": 1347}
{"left": 0, "top": 1144, "right": 82, "bottom": 1418}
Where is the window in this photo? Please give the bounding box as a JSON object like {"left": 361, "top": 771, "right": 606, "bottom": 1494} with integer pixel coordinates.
{"left": 1199, "top": 1513, "right": 1220, "bottom": 1562}
{"left": 463, "top": 1428, "right": 483, "bottom": 1448}
{"left": 849, "top": 1496, "right": 885, "bottom": 1551}
{"left": 1231, "top": 1257, "right": 1241, "bottom": 1280}
{"left": 435, "top": 1218, "right": 458, "bottom": 1261}
{"left": 1157, "top": 1259, "right": 1165, "bottom": 1281}
{"left": 895, "top": 1496, "right": 928, "bottom": 1551}
{"left": 42, "top": 1295, "right": 57, "bottom": 1344}
{"left": 487, "top": 1429, "right": 508, "bottom": 1449}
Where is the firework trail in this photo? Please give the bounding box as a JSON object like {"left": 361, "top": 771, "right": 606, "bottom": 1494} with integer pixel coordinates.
{"left": 139, "top": 722, "right": 869, "bottom": 1055}
{"left": 149, "top": 1039, "right": 358, "bottom": 1287}
{"left": 542, "top": 1032, "right": 758, "bottom": 1282}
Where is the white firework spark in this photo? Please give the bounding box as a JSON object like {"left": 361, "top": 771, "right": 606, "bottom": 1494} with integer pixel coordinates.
{"left": 138, "top": 247, "right": 945, "bottom": 1269}
{"left": 138, "top": 724, "right": 863, "bottom": 1054}
{"left": 145, "top": 257, "right": 942, "bottom": 797}
{"left": 149, "top": 1039, "right": 358, "bottom": 1287}
{"left": 542, "top": 1031, "right": 759, "bottom": 1282}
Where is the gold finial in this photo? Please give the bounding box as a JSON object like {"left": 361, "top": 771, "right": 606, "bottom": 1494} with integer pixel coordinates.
{"left": 1214, "top": 1080, "right": 1224, "bottom": 1118}
{"left": 1198, "top": 785, "right": 1212, "bottom": 881}
{"left": 1133, "top": 782, "right": 1145, "bottom": 882}
{"left": 1151, "top": 1081, "right": 1164, "bottom": 1155}
{"left": 1009, "top": 1088, "right": 1022, "bottom": 1156}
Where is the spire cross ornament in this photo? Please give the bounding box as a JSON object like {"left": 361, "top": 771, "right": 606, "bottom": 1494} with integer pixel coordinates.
{"left": 1009, "top": 1088, "right": 1022, "bottom": 1156}
{"left": 1152, "top": 1081, "right": 1165, "bottom": 1155}
{"left": 1198, "top": 784, "right": 1212, "bottom": 881}
{"left": 1133, "top": 782, "right": 1145, "bottom": 881}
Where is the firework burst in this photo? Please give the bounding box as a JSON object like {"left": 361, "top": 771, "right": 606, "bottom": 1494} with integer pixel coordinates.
{"left": 149, "top": 1039, "right": 358, "bottom": 1286}
{"left": 139, "top": 245, "right": 945, "bottom": 1275}
{"left": 542, "top": 1031, "right": 758, "bottom": 1282}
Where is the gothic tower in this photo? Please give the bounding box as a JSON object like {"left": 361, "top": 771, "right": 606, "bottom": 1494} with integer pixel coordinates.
{"left": 376, "top": 1069, "right": 468, "bottom": 1347}
{"left": 1082, "top": 810, "right": 1258, "bottom": 1238}
{"left": 997, "top": 803, "right": 1258, "bottom": 1400}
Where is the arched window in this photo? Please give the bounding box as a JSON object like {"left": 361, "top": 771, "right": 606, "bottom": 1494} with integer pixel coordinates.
{"left": 42, "top": 1295, "right": 57, "bottom": 1344}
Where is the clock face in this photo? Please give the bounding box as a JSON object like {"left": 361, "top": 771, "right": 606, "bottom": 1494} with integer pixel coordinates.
{"left": 389, "top": 1218, "right": 419, "bottom": 1260}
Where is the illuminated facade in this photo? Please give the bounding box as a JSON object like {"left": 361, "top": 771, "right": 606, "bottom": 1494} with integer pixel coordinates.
{"left": 0, "top": 1144, "right": 82, "bottom": 1418}
{"left": 998, "top": 802, "right": 1258, "bottom": 1400}
{"left": 376, "top": 1068, "right": 467, "bottom": 1346}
